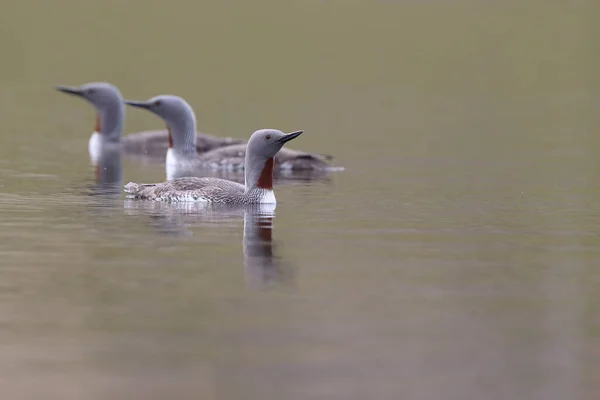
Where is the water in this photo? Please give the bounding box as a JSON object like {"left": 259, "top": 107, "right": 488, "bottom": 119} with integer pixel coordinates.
{"left": 1, "top": 1, "right": 599, "bottom": 399}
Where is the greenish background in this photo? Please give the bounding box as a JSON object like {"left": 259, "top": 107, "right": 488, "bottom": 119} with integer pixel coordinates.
{"left": 0, "top": 1, "right": 599, "bottom": 399}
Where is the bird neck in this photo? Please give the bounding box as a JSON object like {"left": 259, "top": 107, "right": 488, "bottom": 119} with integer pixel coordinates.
{"left": 168, "top": 117, "right": 197, "bottom": 155}
{"left": 96, "top": 101, "right": 124, "bottom": 143}
{"left": 245, "top": 157, "right": 274, "bottom": 193}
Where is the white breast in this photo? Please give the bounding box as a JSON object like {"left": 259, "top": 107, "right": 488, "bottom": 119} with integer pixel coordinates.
{"left": 165, "top": 148, "right": 179, "bottom": 180}
{"left": 88, "top": 132, "right": 104, "bottom": 164}
{"left": 259, "top": 190, "right": 276, "bottom": 204}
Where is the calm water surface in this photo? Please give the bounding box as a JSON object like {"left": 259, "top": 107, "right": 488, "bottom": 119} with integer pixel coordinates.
{"left": 1, "top": 1, "right": 600, "bottom": 399}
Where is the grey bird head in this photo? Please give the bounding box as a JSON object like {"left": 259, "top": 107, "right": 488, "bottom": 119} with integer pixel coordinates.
{"left": 125, "top": 95, "right": 197, "bottom": 153}
{"left": 243, "top": 129, "right": 303, "bottom": 191}
{"left": 56, "top": 82, "right": 123, "bottom": 112}
{"left": 55, "top": 82, "right": 124, "bottom": 141}
{"left": 246, "top": 129, "right": 303, "bottom": 160}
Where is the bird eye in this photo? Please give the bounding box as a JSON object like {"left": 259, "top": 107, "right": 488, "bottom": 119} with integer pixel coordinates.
{"left": 154, "top": 100, "right": 162, "bottom": 107}
{"left": 265, "top": 134, "right": 271, "bottom": 140}
{"left": 87, "top": 88, "right": 95, "bottom": 95}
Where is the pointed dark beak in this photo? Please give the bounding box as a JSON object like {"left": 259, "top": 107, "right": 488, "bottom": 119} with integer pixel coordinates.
{"left": 278, "top": 130, "right": 303, "bottom": 144}
{"left": 124, "top": 100, "right": 152, "bottom": 110}
{"left": 56, "top": 85, "right": 83, "bottom": 97}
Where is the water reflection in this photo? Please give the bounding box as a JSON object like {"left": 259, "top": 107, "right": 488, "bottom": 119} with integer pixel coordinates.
{"left": 123, "top": 201, "right": 290, "bottom": 288}
{"left": 122, "top": 200, "right": 242, "bottom": 236}
{"left": 87, "top": 147, "right": 123, "bottom": 197}
{"left": 243, "top": 204, "right": 289, "bottom": 290}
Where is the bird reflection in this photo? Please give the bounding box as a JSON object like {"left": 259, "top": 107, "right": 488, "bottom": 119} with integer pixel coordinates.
{"left": 86, "top": 147, "right": 123, "bottom": 197}
{"left": 123, "top": 201, "right": 291, "bottom": 289}
{"left": 122, "top": 200, "right": 242, "bottom": 236}
{"left": 243, "top": 204, "right": 289, "bottom": 290}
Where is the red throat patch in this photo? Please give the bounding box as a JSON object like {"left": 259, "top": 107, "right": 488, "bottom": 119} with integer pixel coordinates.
{"left": 256, "top": 157, "right": 274, "bottom": 190}
{"left": 95, "top": 114, "right": 101, "bottom": 132}
{"left": 167, "top": 126, "right": 173, "bottom": 148}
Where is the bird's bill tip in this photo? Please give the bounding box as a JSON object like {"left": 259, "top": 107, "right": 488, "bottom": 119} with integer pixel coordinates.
{"left": 124, "top": 100, "right": 151, "bottom": 109}
{"left": 279, "top": 130, "right": 303, "bottom": 143}
{"left": 55, "top": 85, "right": 82, "bottom": 95}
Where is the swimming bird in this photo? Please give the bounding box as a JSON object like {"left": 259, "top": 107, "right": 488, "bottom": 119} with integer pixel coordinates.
{"left": 55, "top": 82, "right": 243, "bottom": 160}
{"left": 124, "top": 129, "right": 303, "bottom": 204}
{"left": 125, "top": 95, "right": 337, "bottom": 172}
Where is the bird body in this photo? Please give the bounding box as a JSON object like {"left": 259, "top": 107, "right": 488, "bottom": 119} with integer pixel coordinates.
{"left": 125, "top": 129, "right": 303, "bottom": 205}
{"left": 125, "top": 94, "right": 338, "bottom": 173}
{"left": 56, "top": 82, "right": 242, "bottom": 160}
